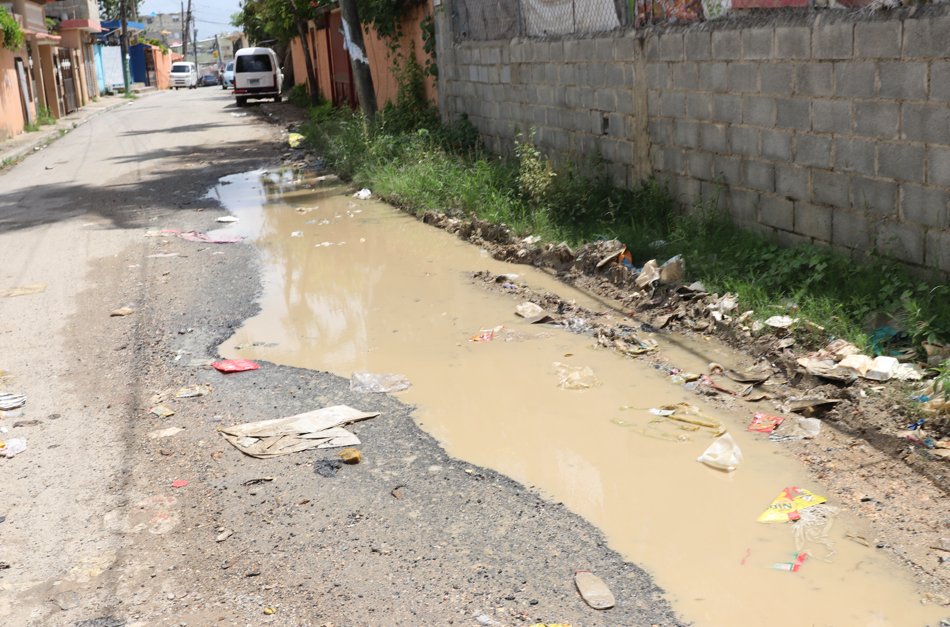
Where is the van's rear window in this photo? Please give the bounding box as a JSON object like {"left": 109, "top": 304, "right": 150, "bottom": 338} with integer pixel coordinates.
{"left": 171, "top": 64, "right": 191, "bottom": 73}
{"left": 236, "top": 55, "right": 272, "bottom": 72}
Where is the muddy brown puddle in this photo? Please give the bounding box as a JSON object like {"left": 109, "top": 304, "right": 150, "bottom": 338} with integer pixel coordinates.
{"left": 209, "top": 170, "right": 946, "bottom": 627}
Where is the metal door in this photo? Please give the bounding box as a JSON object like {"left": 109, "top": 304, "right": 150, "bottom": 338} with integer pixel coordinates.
{"left": 58, "top": 48, "right": 78, "bottom": 113}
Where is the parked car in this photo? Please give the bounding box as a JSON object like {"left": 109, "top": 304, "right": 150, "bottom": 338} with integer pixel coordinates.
{"left": 233, "top": 47, "right": 283, "bottom": 106}
{"left": 221, "top": 62, "right": 234, "bottom": 90}
{"left": 199, "top": 74, "right": 217, "bottom": 87}
{"left": 169, "top": 62, "right": 197, "bottom": 90}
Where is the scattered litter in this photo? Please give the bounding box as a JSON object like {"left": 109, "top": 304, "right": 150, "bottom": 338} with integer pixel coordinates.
{"left": 635, "top": 259, "right": 660, "bottom": 290}
{"left": 110, "top": 307, "right": 135, "bottom": 317}
{"left": 314, "top": 459, "right": 344, "bottom": 477}
{"left": 810, "top": 339, "right": 861, "bottom": 362}
{"left": 561, "top": 318, "right": 589, "bottom": 334}
{"left": 524, "top": 313, "right": 557, "bottom": 325}
{"left": 0, "top": 394, "right": 26, "bottom": 410}
{"left": 725, "top": 368, "right": 771, "bottom": 384}
{"left": 350, "top": 372, "right": 411, "bottom": 394}
{"left": 659, "top": 254, "right": 684, "bottom": 284}
{"left": 171, "top": 480, "right": 188, "bottom": 488}
{"left": 176, "top": 385, "right": 210, "bottom": 398}
{"left": 865, "top": 356, "right": 899, "bottom": 381}
{"left": 757, "top": 487, "right": 827, "bottom": 523}
{"left": 708, "top": 363, "right": 725, "bottom": 375}
{"left": 770, "top": 417, "right": 821, "bottom": 442}
{"left": 836, "top": 354, "right": 874, "bottom": 377}
{"left": 391, "top": 485, "right": 405, "bottom": 499}
{"left": 220, "top": 405, "right": 379, "bottom": 458}
{"left": 894, "top": 363, "right": 924, "bottom": 381}
{"left": 0, "top": 283, "right": 46, "bottom": 298}
{"left": 212, "top": 359, "right": 259, "bottom": 373}
{"left": 522, "top": 235, "right": 541, "bottom": 245}
{"left": 516, "top": 302, "right": 544, "bottom": 318}
{"left": 796, "top": 358, "right": 854, "bottom": 381}
{"left": 288, "top": 132, "right": 306, "bottom": 147}
{"left": 0, "top": 438, "right": 27, "bottom": 458}
{"left": 178, "top": 231, "right": 244, "bottom": 244}
{"left": 707, "top": 294, "right": 738, "bottom": 321}
{"left": 747, "top": 413, "right": 785, "bottom": 434}
{"left": 231, "top": 112, "right": 248, "bottom": 117}
{"left": 263, "top": 606, "right": 276, "bottom": 615}
{"left": 241, "top": 477, "right": 275, "bottom": 486}
{"left": 338, "top": 448, "right": 362, "bottom": 464}
{"left": 354, "top": 189, "right": 372, "bottom": 200}
{"left": 765, "top": 316, "right": 798, "bottom": 329}
{"left": 793, "top": 503, "right": 840, "bottom": 560}
{"left": 149, "top": 407, "right": 174, "bottom": 418}
{"left": 847, "top": 532, "right": 871, "bottom": 547}
{"left": 697, "top": 433, "right": 743, "bottom": 471}
{"left": 469, "top": 325, "right": 503, "bottom": 342}
{"left": 574, "top": 570, "right": 614, "bottom": 610}
{"left": 216, "top": 529, "right": 233, "bottom": 542}
{"left": 906, "top": 419, "right": 927, "bottom": 430}
{"left": 216, "top": 216, "right": 239, "bottom": 223}
{"left": 291, "top": 231, "right": 303, "bottom": 237}
{"left": 553, "top": 362, "right": 600, "bottom": 390}
{"left": 785, "top": 397, "right": 840, "bottom": 415}
{"left": 148, "top": 427, "right": 182, "bottom": 439}
{"left": 649, "top": 408, "right": 676, "bottom": 416}
{"left": 770, "top": 552, "right": 807, "bottom": 572}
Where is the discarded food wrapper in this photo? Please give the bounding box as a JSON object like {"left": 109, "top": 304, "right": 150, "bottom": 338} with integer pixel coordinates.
{"left": 574, "top": 570, "right": 614, "bottom": 610}
{"left": 770, "top": 417, "right": 821, "bottom": 442}
{"left": 178, "top": 231, "right": 244, "bottom": 244}
{"left": 553, "top": 362, "right": 600, "bottom": 390}
{"left": 350, "top": 372, "right": 411, "bottom": 394}
{"left": 177, "top": 385, "right": 210, "bottom": 398}
{"left": 171, "top": 480, "right": 189, "bottom": 488}
{"left": 747, "top": 412, "right": 785, "bottom": 434}
{"left": 697, "top": 433, "right": 743, "bottom": 471}
{"left": 757, "top": 487, "right": 827, "bottom": 523}
{"left": 0, "top": 438, "right": 27, "bottom": 458}
{"left": 110, "top": 307, "right": 135, "bottom": 317}
{"left": 216, "top": 216, "right": 239, "bottom": 223}
{"left": 770, "top": 552, "right": 807, "bottom": 572}
{"left": 0, "top": 283, "right": 46, "bottom": 298}
{"left": 0, "top": 394, "right": 26, "bottom": 411}
{"left": 894, "top": 363, "right": 924, "bottom": 381}
{"left": 469, "top": 325, "right": 503, "bottom": 342}
{"left": 516, "top": 302, "right": 544, "bottom": 318}
{"left": 219, "top": 405, "right": 379, "bottom": 458}
{"left": 288, "top": 132, "right": 306, "bottom": 148}
{"left": 765, "top": 316, "right": 798, "bottom": 329}
{"left": 212, "top": 359, "right": 260, "bottom": 373}
{"left": 354, "top": 188, "right": 372, "bottom": 200}
{"left": 149, "top": 406, "right": 175, "bottom": 418}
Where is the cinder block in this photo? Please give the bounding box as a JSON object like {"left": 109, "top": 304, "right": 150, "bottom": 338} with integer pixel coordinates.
{"left": 730, "top": 126, "right": 759, "bottom": 157}
{"left": 813, "top": 99, "right": 852, "bottom": 134}
{"left": 659, "top": 34, "right": 685, "bottom": 61}
{"left": 854, "top": 101, "right": 899, "bottom": 140}
{"left": 742, "top": 28, "right": 774, "bottom": 60}
{"left": 701, "top": 123, "right": 728, "bottom": 153}
{"left": 687, "top": 92, "right": 712, "bottom": 121}
{"left": 662, "top": 146, "right": 687, "bottom": 173}
{"left": 776, "top": 164, "right": 809, "bottom": 200}
{"left": 617, "top": 93, "right": 637, "bottom": 115}
{"left": 813, "top": 169, "right": 850, "bottom": 207}
{"left": 795, "top": 133, "right": 831, "bottom": 168}
{"left": 699, "top": 62, "right": 729, "bottom": 92}
{"left": 532, "top": 41, "right": 551, "bottom": 62}
{"left": 596, "top": 88, "right": 617, "bottom": 112}
{"left": 877, "top": 219, "right": 925, "bottom": 265}
{"left": 744, "top": 95, "right": 775, "bottom": 127}
{"left": 647, "top": 63, "right": 669, "bottom": 90}
{"left": 855, "top": 22, "right": 902, "bottom": 59}
{"left": 776, "top": 229, "right": 809, "bottom": 248}
{"left": 540, "top": 65, "right": 556, "bottom": 85}
{"left": 662, "top": 91, "right": 686, "bottom": 118}
{"left": 796, "top": 63, "right": 833, "bottom": 97}
{"left": 744, "top": 158, "right": 775, "bottom": 192}
{"left": 761, "top": 130, "right": 793, "bottom": 161}
{"left": 673, "top": 63, "right": 699, "bottom": 90}
{"left": 812, "top": 23, "right": 853, "bottom": 60}
{"left": 714, "top": 154, "right": 742, "bottom": 186}
{"left": 609, "top": 113, "right": 628, "bottom": 138}
{"left": 903, "top": 16, "right": 950, "bottom": 59}
{"left": 834, "top": 138, "right": 875, "bottom": 175}
{"left": 794, "top": 202, "right": 833, "bottom": 240}
{"left": 852, "top": 177, "right": 897, "bottom": 215}
{"left": 588, "top": 64, "right": 606, "bottom": 88}
{"left": 932, "top": 62, "right": 950, "bottom": 102}
{"left": 729, "top": 188, "right": 760, "bottom": 221}
{"left": 929, "top": 145, "right": 950, "bottom": 187}
{"left": 500, "top": 65, "right": 511, "bottom": 84}
{"left": 600, "top": 137, "right": 620, "bottom": 161}
{"left": 537, "top": 85, "right": 554, "bottom": 106}
{"left": 645, "top": 37, "right": 659, "bottom": 62}
{"left": 776, "top": 98, "right": 811, "bottom": 131}
{"left": 606, "top": 64, "right": 624, "bottom": 88}
{"left": 594, "top": 38, "right": 615, "bottom": 63}
{"left": 688, "top": 150, "right": 714, "bottom": 179}
{"left": 564, "top": 86, "right": 582, "bottom": 108}
{"left": 712, "top": 31, "right": 742, "bottom": 60}
{"left": 760, "top": 63, "right": 794, "bottom": 95}
{"left": 617, "top": 140, "right": 635, "bottom": 164}
{"left": 685, "top": 32, "right": 711, "bottom": 60}
{"left": 775, "top": 27, "right": 810, "bottom": 60}
{"left": 648, "top": 90, "right": 661, "bottom": 116}
{"left": 713, "top": 94, "right": 742, "bottom": 124}
{"left": 469, "top": 65, "right": 479, "bottom": 82}
{"left": 833, "top": 210, "right": 872, "bottom": 249}
{"left": 878, "top": 142, "right": 925, "bottom": 183}
{"left": 650, "top": 118, "right": 670, "bottom": 143}
{"left": 879, "top": 62, "right": 927, "bottom": 100}
{"left": 558, "top": 65, "right": 576, "bottom": 86}
{"left": 674, "top": 120, "right": 700, "bottom": 148}
{"left": 902, "top": 103, "right": 950, "bottom": 146}
{"left": 549, "top": 41, "right": 564, "bottom": 63}
{"left": 729, "top": 63, "right": 759, "bottom": 93}
{"left": 925, "top": 229, "right": 950, "bottom": 272}
{"left": 761, "top": 195, "right": 794, "bottom": 230}
{"left": 616, "top": 36, "right": 636, "bottom": 62}
{"left": 488, "top": 66, "right": 501, "bottom": 83}
{"left": 834, "top": 62, "right": 876, "bottom": 99}
{"left": 563, "top": 39, "right": 580, "bottom": 60}
{"left": 901, "top": 184, "right": 950, "bottom": 229}
{"left": 488, "top": 47, "right": 502, "bottom": 64}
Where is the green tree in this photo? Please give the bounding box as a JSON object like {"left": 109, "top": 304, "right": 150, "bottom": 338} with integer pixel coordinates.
{"left": 97, "top": 0, "right": 145, "bottom": 22}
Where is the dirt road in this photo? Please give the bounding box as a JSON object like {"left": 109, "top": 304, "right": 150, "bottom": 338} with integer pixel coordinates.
{"left": 0, "top": 91, "right": 680, "bottom": 627}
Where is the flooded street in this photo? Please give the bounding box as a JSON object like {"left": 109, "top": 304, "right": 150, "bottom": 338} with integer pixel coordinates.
{"left": 210, "top": 170, "right": 945, "bottom": 627}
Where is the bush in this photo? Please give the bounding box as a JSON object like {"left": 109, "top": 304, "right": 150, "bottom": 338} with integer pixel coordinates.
{"left": 287, "top": 83, "right": 310, "bottom": 109}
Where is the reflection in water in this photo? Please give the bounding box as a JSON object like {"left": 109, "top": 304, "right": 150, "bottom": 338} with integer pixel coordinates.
{"left": 211, "top": 170, "right": 945, "bottom": 627}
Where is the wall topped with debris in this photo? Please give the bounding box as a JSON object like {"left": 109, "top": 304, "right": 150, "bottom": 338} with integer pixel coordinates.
{"left": 435, "top": 6, "right": 950, "bottom": 274}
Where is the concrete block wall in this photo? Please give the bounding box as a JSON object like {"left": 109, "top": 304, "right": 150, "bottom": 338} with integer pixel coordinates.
{"left": 438, "top": 10, "right": 950, "bottom": 273}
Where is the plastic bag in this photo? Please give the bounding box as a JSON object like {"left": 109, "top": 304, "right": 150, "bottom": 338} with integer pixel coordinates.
{"left": 0, "top": 438, "right": 27, "bottom": 458}
{"left": 350, "top": 372, "right": 411, "bottom": 393}
{"left": 757, "top": 487, "right": 827, "bottom": 523}
{"left": 635, "top": 259, "right": 659, "bottom": 290}
{"left": 354, "top": 189, "right": 372, "bottom": 200}
{"left": 697, "top": 433, "right": 743, "bottom": 471}
{"left": 213, "top": 359, "right": 260, "bottom": 373}
{"left": 553, "top": 362, "right": 600, "bottom": 390}
{"left": 516, "top": 302, "right": 544, "bottom": 318}
{"left": 659, "top": 254, "right": 684, "bottom": 284}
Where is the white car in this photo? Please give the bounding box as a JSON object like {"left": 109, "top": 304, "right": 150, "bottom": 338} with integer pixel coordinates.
{"left": 169, "top": 62, "right": 197, "bottom": 90}
{"left": 233, "top": 47, "right": 283, "bottom": 106}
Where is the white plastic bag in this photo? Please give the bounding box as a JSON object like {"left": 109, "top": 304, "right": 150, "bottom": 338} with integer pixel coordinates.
{"left": 0, "top": 438, "right": 27, "bottom": 458}
{"left": 553, "top": 362, "right": 600, "bottom": 390}
{"left": 350, "top": 372, "right": 411, "bottom": 393}
{"left": 516, "top": 302, "right": 543, "bottom": 318}
{"left": 354, "top": 189, "right": 372, "bottom": 200}
{"left": 697, "top": 433, "right": 743, "bottom": 471}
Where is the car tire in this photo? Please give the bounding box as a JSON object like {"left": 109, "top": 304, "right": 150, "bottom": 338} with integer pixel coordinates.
{"left": 236, "top": 97, "right": 246, "bottom": 107}
{"left": 221, "top": 84, "right": 226, "bottom": 90}
{"left": 274, "top": 96, "right": 282, "bottom": 103}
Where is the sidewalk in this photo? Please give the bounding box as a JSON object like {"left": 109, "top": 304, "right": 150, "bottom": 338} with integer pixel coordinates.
{"left": 0, "top": 92, "right": 147, "bottom": 168}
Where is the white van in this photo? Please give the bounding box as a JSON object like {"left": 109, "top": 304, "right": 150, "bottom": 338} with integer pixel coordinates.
{"left": 169, "top": 61, "right": 198, "bottom": 90}
{"left": 233, "top": 47, "right": 283, "bottom": 106}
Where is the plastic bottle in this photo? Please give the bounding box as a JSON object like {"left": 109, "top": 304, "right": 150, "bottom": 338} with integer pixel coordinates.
{"left": 574, "top": 570, "right": 615, "bottom": 609}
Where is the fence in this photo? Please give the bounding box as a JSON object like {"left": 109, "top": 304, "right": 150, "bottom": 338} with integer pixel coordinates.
{"left": 452, "top": 0, "right": 885, "bottom": 40}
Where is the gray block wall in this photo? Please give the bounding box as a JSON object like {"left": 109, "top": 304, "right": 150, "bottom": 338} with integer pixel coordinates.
{"left": 437, "top": 9, "right": 950, "bottom": 274}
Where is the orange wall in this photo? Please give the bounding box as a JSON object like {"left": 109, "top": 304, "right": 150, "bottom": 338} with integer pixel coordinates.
{"left": 0, "top": 47, "right": 27, "bottom": 140}
{"left": 151, "top": 46, "right": 170, "bottom": 89}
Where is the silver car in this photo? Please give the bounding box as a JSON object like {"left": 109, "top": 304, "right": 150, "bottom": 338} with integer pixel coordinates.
{"left": 222, "top": 62, "right": 234, "bottom": 90}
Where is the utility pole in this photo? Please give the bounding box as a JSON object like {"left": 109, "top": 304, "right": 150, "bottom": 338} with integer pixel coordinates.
{"left": 287, "top": 0, "right": 320, "bottom": 107}
{"left": 337, "top": 0, "right": 377, "bottom": 121}
{"left": 183, "top": 0, "right": 192, "bottom": 60}
{"left": 120, "top": 0, "right": 131, "bottom": 94}
{"left": 193, "top": 28, "right": 198, "bottom": 67}
{"left": 180, "top": 0, "right": 188, "bottom": 60}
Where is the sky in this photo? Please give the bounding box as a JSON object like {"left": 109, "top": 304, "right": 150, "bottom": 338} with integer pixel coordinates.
{"left": 140, "top": 0, "right": 241, "bottom": 43}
